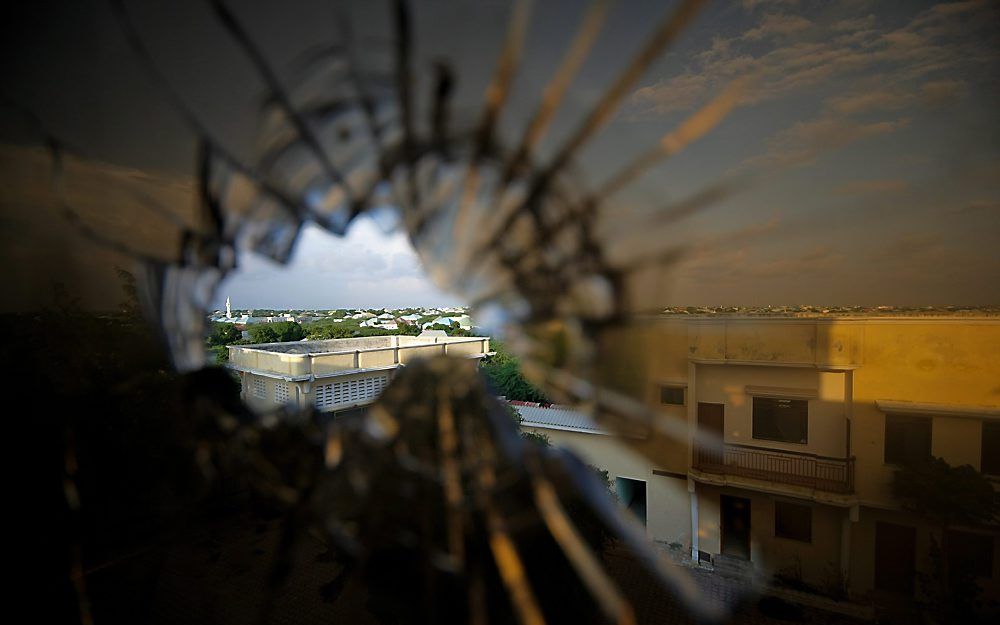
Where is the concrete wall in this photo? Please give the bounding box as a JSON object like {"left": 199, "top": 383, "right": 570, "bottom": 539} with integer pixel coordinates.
{"left": 523, "top": 426, "right": 692, "bottom": 549}
{"left": 685, "top": 318, "right": 1000, "bottom": 601}
{"left": 695, "top": 364, "right": 848, "bottom": 458}
{"left": 849, "top": 320, "right": 1000, "bottom": 504}
{"left": 239, "top": 372, "right": 305, "bottom": 412}
{"left": 696, "top": 484, "right": 847, "bottom": 589}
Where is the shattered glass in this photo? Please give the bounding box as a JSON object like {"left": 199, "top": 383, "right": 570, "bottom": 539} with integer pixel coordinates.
{"left": 4, "top": 0, "right": 998, "bottom": 624}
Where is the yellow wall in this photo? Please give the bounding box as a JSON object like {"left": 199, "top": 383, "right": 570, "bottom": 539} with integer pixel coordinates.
{"left": 695, "top": 364, "right": 848, "bottom": 458}
{"left": 542, "top": 316, "right": 1000, "bottom": 600}
{"left": 696, "top": 485, "right": 847, "bottom": 589}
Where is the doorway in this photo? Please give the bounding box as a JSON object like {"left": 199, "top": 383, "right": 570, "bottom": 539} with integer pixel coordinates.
{"left": 875, "top": 521, "right": 916, "bottom": 594}
{"left": 721, "top": 495, "right": 752, "bottom": 560}
{"left": 615, "top": 477, "right": 647, "bottom": 526}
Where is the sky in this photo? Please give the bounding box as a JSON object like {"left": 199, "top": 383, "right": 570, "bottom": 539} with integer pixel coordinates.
{"left": 219, "top": 219, "right": 459, "bottom": 311}
{"left": 1, "top": 0, "right": 998, "bottom": 311}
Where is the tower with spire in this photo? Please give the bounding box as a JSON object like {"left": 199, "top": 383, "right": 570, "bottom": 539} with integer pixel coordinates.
{"left": 225, "top": 296, "right": 232, "bottom": 319}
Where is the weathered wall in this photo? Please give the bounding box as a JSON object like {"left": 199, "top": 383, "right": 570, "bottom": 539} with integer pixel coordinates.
{"left": 522, "top": 426, "right": 692, "bottom": 548}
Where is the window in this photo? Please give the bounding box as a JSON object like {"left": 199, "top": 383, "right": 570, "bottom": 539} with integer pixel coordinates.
{"left": 946, "top": 530, "right": 994, "bottom": 579}
{"left": 314, "top": 374, "right": 390, "bottom": 410}
{"left": 660, "top": 385, "right": 686, "bottom": 406}
{"left": 752, "top": 397, "right": 808, "bottom": 444}
{"left": 274, "top": 382, "right": 290, "bottom": 404}
{"left": 252, "top": 377, "right": 267, "bottom": 399}
{"left": 982, "top": 422, "right": 1000, "bottom": 475}
{"left": 774, "top": 501, "right": 812, "bottom": 542}
{"left": 884, "top": 415, "right": 931, "bottom": 467}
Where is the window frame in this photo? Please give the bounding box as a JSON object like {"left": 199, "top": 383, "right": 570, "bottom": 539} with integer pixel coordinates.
{"left": 751, "top": 396, "right": 809, "bottom": 445}
{"left": 774, "top": 501, "right": 812, "bottom": 543}
{"left": 659, "top": 384, "right": 686, "bottom": 406}
{"left": 883, "top": 414, "right": 932, "bottom": 468}
{"left": 274, "top": 381, "right": 290, "bottom": 404}
{"left": 252, "top": 376, "right": 267, "bottom": 400}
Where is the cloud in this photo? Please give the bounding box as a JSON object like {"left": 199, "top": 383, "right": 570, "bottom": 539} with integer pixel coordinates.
{"left": 829, "top": 90, "right": 910, "bottom": 114}
{"left": 219, "top": 218, "right": 459, "bottom": 309}
{"left": 741, "top": 0, "right": 798, "bottom": 11}
{"left": 734, "top": 246, "right": 844, "bottom": 280}
{"left": 835, "top": 179, "right": 908, "bottom": 195}
{"left": 919, "top": 79, "right": 968, "bottom": 108}
{"left": 832, "top": 15, "right": 876, "bottom": 32}
{"left": 677, "top": 244, "right": 843, "bottom": 286}
{"left": 946, "top": 199, "right": 1000, "bottom": 214}
{"left": 627, "top": 1, "right": 997, "bottom": 117}
{"left": 742, "top": 115, "right": 909, "bottom": 169}
{"left": 868, "top": 233, "right": 943, "bottom": 263}
{"left": 743, "top": 14, "right": 812, "bottom": 41}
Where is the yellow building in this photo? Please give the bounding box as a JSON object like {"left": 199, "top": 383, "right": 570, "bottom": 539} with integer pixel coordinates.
{"left": 521, "top": 316, "right": 1000, "bottom": 602}
{"left": 228, "top": 334, "right": 490, "bottom": 416}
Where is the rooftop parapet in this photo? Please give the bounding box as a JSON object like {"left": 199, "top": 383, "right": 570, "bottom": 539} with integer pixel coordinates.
{"left": 228, "top": 335, "right": 491, "bottom": 380}
{"left": 686, "top": 318, "right": 863, "bottom": 369}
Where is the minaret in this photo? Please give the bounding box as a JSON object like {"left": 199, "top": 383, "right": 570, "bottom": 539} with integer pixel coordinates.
{"left": 226, "top": 296, "right": 232, "bottom": 319}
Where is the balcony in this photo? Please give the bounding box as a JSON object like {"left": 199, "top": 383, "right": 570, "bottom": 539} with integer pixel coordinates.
{"left": 694, "top": 443, "right": 855, "bottom": 494}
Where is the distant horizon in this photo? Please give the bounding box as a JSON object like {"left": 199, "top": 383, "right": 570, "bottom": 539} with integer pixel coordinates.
{"left": 208, "top": 303, "right": 1000, "bottom": 313}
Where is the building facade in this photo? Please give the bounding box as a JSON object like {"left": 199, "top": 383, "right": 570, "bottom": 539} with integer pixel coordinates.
{"left": 521, "top": 316, "right": 1000, "bottom": 602}
{"left": 228, "top": 334, "right": 490, "bottom": 416}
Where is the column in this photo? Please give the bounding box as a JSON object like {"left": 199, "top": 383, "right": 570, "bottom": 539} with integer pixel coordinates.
{"left": 690, "top": 479, "right": 699, "bottom": 561}
{"left": 840, "top": 505, "right": 859, "bottom": 594}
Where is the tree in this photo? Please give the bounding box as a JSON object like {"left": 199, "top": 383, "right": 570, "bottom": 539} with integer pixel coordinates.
{"left": 480, "top": 339, "right": 550, "bottom": 403}
{"left": 425, "top": 323, "right": 454, "bottom": 333}
{"left": 248, "top": 321, "right": 305, "bottom": 343}
{"left": 892, "top": 457, "right": 1000, "bottom": 621}
{"left": 309, "top": 325, "right": 356, "bottom": 340}
{"left": 481, "top": 359, "right": 549, "bottom": 403}
{"left": 398, "top": 323, "right": 422, "bottom": 336}
{"left": 208, "top": 322, "right": 242, "bottom": 346}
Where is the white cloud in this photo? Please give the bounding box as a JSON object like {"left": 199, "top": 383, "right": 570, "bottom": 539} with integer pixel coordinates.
{"left": 218, "top": 218, "right": 460, "bottom": 309}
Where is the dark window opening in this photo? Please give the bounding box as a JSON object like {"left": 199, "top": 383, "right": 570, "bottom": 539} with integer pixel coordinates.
{"left": 982, "top": 422, "right": 1000, "bottom": 475}
{"left": 752, "top": 397, "right": 808, "bottom": 444}
{"left": 660, "top": 385, "right": 686, "bottom": 406}
{"left": 774, "top": 501, "right": 812, "bottom": 543}
{"left": 946, "top": 530, "right": 995, "bottom": 579}
{"left": 884, "top": 414, "right": 931, "bottom": 467}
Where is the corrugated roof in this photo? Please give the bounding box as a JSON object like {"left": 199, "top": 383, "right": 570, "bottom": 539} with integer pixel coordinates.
{"left": 512, "top": 403, "right": 607, "bottom": 434}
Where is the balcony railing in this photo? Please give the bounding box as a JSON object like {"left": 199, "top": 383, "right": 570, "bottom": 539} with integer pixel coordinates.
{"left": 694, "top": 443, "right": 855, "bottom": 494}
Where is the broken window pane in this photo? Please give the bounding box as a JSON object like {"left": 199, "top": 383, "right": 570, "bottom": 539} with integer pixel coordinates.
{"left": 3, "top": 1, "right": 999, "bottom": 623}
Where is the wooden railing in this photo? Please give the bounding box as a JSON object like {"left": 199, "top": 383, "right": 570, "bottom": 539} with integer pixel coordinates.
{"left": 694, "top": 443, "right": 854, "bottom": 493}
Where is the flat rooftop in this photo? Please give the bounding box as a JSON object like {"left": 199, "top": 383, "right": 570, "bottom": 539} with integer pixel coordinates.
{"left": 234, "top": 335, "right": 468, "bottom": 355}
{"left": 659, "top": 305, "right": 1000, "bottom": 318}
{"left": 228, "top": 335, "right": 491, "bottom": 380}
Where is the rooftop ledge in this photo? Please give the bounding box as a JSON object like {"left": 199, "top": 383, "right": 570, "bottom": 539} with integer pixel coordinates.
{"left": 228, "top": 335, "right": 491, "bottom": 380}
{"left": 875, "top": 399, "right": 1000, "bottom": 420}
{"left": 230, "top": 334, "right": 489, "bottom": 356}
{"left": 689, "top": 358, "right": 860, "bottom": 371}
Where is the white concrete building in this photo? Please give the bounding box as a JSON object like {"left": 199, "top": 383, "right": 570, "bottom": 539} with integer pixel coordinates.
{"left": 228, "top": 335, "right": 491, "bottom": 417}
